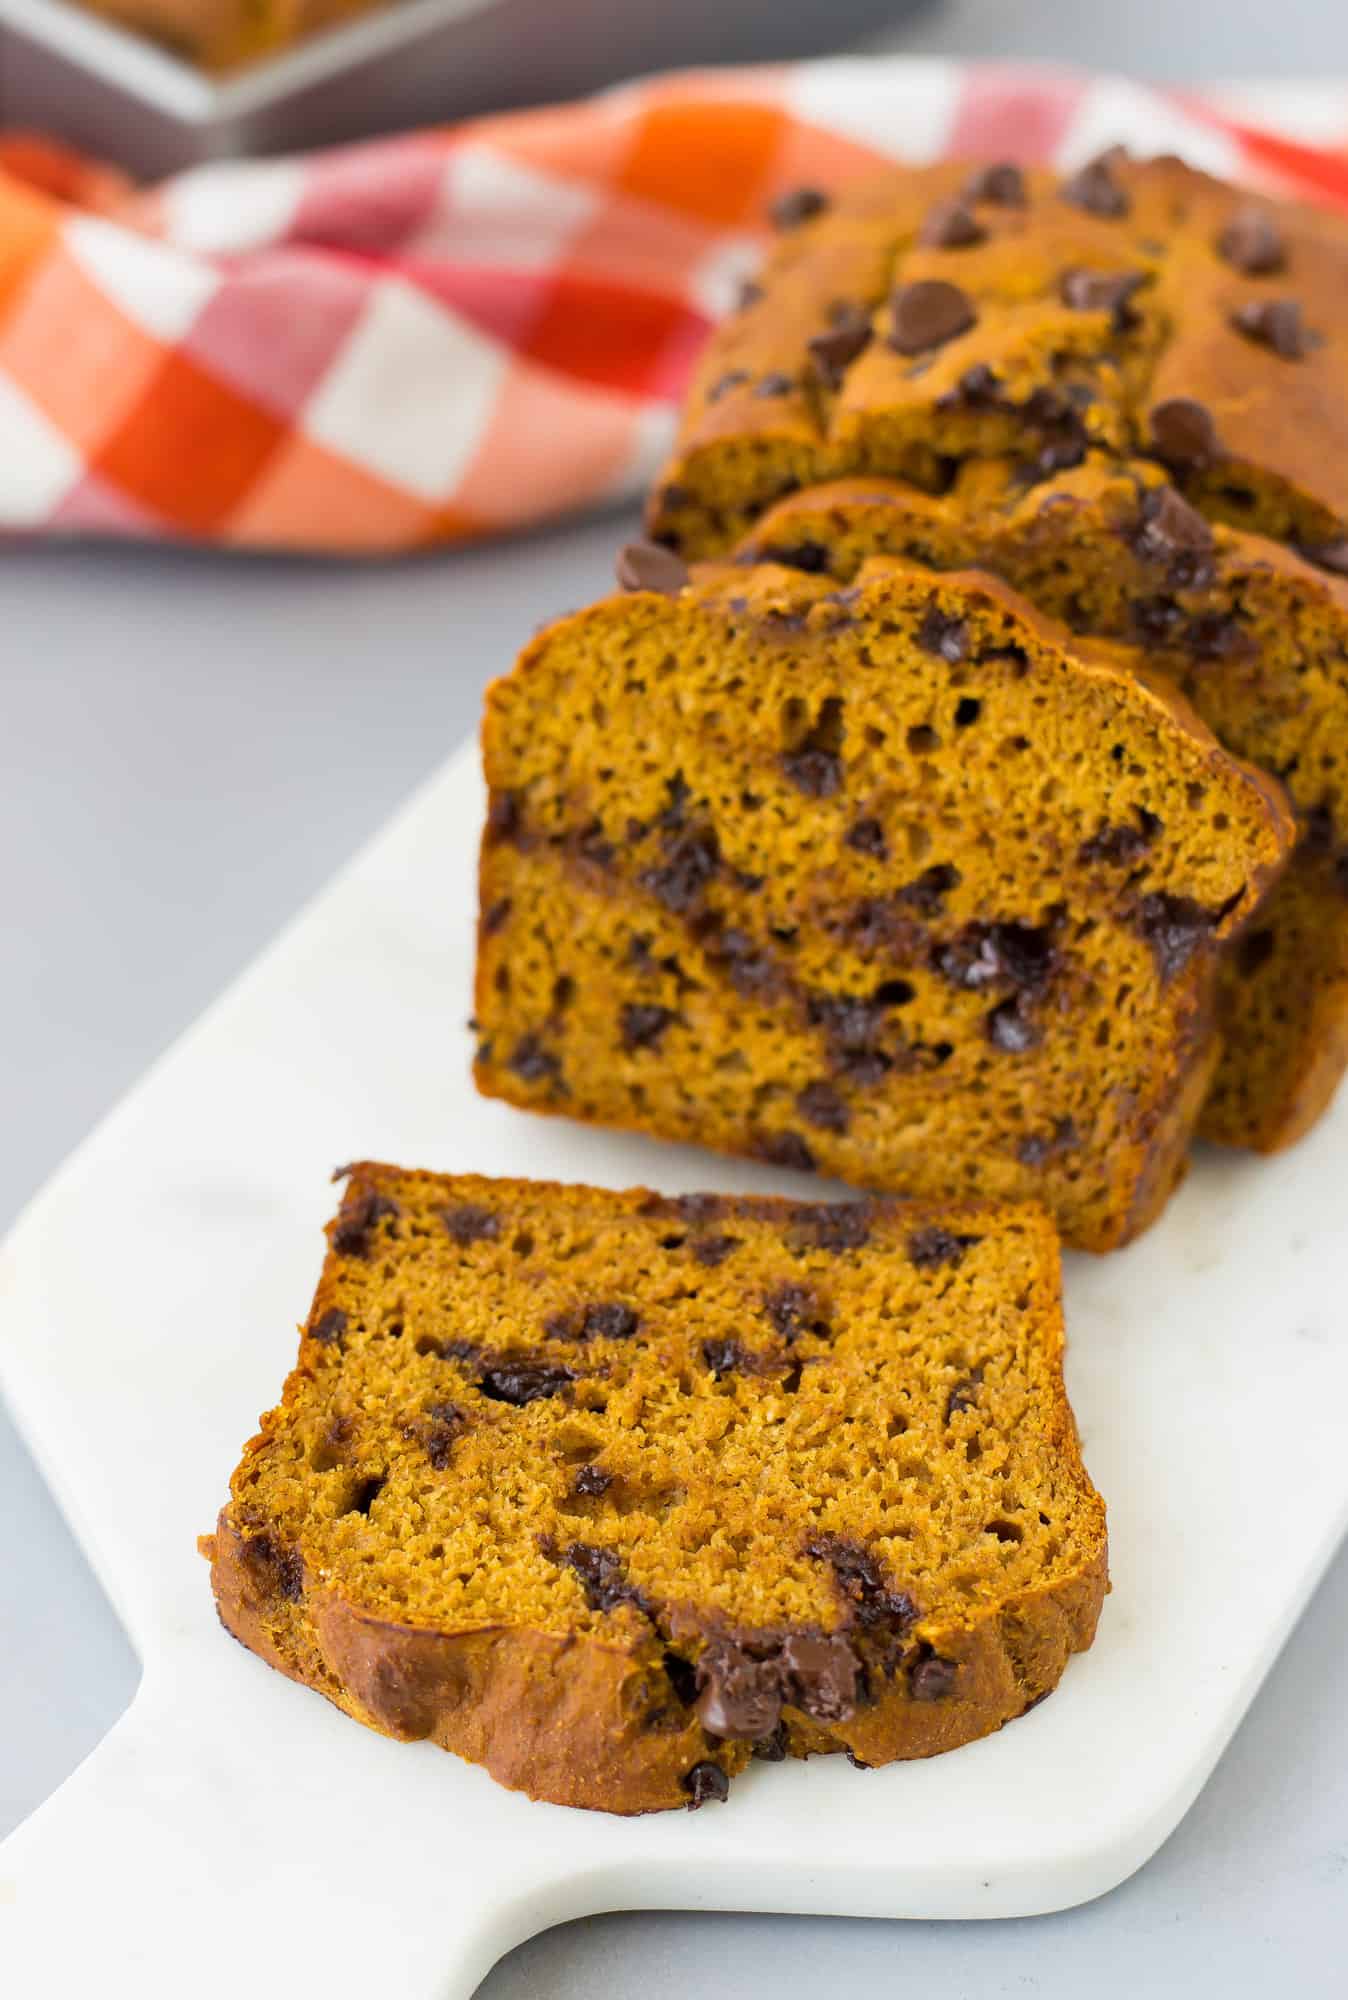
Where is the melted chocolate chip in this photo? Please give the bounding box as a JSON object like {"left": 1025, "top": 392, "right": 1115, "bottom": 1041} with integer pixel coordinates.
{"left": 485, "top": 789, "right": 523, "bottom": 845}
{"left": 1060, "top": 152, "right": 1129, "bottom": 218}
{"left": 935, "top": 921, "right": 1056, "bottom": 993}
{"left": 1016, "top": 1115, "right": 1080, "bottom": 1168}
{"left": 244, "top": 1534, "right": 304, "bottom": 1604}
{"left": 1130, "top": 485, "right": 1215, "bottom": 587}
{"left": 702, "top": 1337, "right": 753, "bottom": 1379}
{"left": 762, "top": 1281, "right": 827, "bottom": 1342}
{"left": 442, "top": 1204, "right": 501, "bottom": 1246}
{"left": 920, "top": 198, "right": 985, "bottom": 248}
{"left": 937, "top": 360, "right": 1002, "bottom": 411}
{"left": 770, "top": 186, "right": 829, "bottom": 230}
{"left": 805, "top": 1534, "right": 918, "bottom": 1657}
{"left": 899, "top": 861, "right": 961, "bottom": 918}
{"left": 331, "top": 1187, "right": 401, "bottom": 1257}
{"left": 422, "top": 1403, "right": 465, "bottom": 1470}
{"left": 752, "top": 1722, "right": 789, "bottom": 1761}
{"left": 549, "top": 1540, "right": 653, "bottom": 1618}
{"left": 945, "top": 1374, "right": 981, "bottom": 1421}
{"left": 796, "top": 1080, "right": 850, "bottom": 1133}
{"left": 916, "top": 604, "right": 968, "bottom": 661}
{"left": 889, "top": 279, "right": 976, "bottom": 356}
{"left": 478, "top": 1360, "right": 575, "bottom": 1405}
{"left": 986, "top": 996, "right": 1042, "bottom": 1052}
{"left": 616, "top": 540, "right": 689, "bottom": 595}
{"left": 1058, "top": 266, "right": 1146, "bottom": 327}
{"left": 910, "top": 1650, "right": 958, "bottom": 1701}
{"left": 682, "top": 1760, "right": 731, "bottom": 1807}
{"left": 309, "top": 1307, "right": 347, "bottom": 1345}
{"left": 1134, "top": 892, "right": 1220, "bottom": 982}
{"left": 691, "top": 1233, "right": 740, "bottom": 1267}
{"left": 780, "top": 1632, "right": 859, "bottom": 1721}
{"left": 808, "top": 306, "right": 873, "bottom": 389}
{"left": 962, "top": 161, "right": 1026, "bottom": 207}
{"left": 1150, "top": 397, "right": 1221, "bottom": 471}
{"left": 1217, "top": 206, "right": 1285, "bottom": 275}
{"left": 621, "top": 1002, "right": 676, "bottom": 1052}
{"left": 908, "top": 1225, "right": 980, "bottom": 1269}
{"left": 1230, "top": 298, "right": 1321, "bottom": 360}
{"left": 482, "top": 897, "right": 511, "bottom": 935}
{"left": 508, "top": 1035, "right": 562, "bottom": 1086}
{"left": 781, "top": 746, "right": 843, "bottom": 797}
{"left": 573, "top": 1463, "right": 612, "bottom": 1498}
{"left": 695, "top": 1640, "right": 786, "bottom": 1738}
{"left": 844, "top": 816, "right": 888, "bottom": 859}
{"left": 640, "top": 825, "right": 720, "bottom": 913}
{"left": 757, "top": 1130, "right": 817, "bottom": 1174}
{"left": 580, "top": 1302, "right": 640, "bottom": 1341}
{"left": 1078, "top": 806, "right": 1162, "bottom": 866}
{"left": 757, "top": 539, "right": 830, "bottom": 573}
{"left": 791, "top": 1201, "right": 871, "bottom": 1251}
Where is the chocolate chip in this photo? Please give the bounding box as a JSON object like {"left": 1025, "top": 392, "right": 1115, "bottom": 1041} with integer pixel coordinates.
{"left": 889, "top": 279, "right": 976, "bottom": 355}
{"left": 1078, "top": 806, "right": 1162, "bottom": 865}
{"left": 617, "top": 540, "right": 689, "bottom": 595}
{"left": 1060, "top": 152, "right": 1129, "bottom": 218}
{"left": 908, "top": 1225, "right": 980, "bottom": 1269}
{"left": 755, "top": 371, "right": 796, "bottom": 398}
{"left": 640, "top": 825, "right": 720, "bottom": 912}
{"left": 935, "top": 921, "right": 1056, "bottom": 992}
{"left": 695, "top": 1640, "right": 785, "bottom": 1738}
{"left": 682, "top": 1760, "right": 730, "bottom": 1807}
{"left": 770, "top": 186, "right": 829, "bottom": 230}
{"left": 482, "top": 897, "right": 511, "bottom": 935}
{"left": 796, "top": 1080, "right": 850, "bottom": 1132}
{"left": 1230, "top": 298, "right": 1322, "bottom": 360}
{"left": 702, "top": 1337, "right": 753, "bottom": 1379}
{"left": 478, "top": 1360, "right": 575, "bottom": 1405}
{"left": 945, "top": 1375, "right": 980, "bottom": 1420}
{"left": 898, "top": 861, "right": 961, "bottom": 918}
{"left": 573, "top": 1464, "right": 612, "bottom": 1498}
{"left": 962, "top": 161, "right": 1026, "bottom": 207}
{"left": 310, "top": 1307, "right": 347, "bottom": 1345}
{"left": 844, "top": 816, "right": 888, "bottom": 859}
{"left": 442, "top": 1204, "right": 501, "bottom": 1246}
{"left": 422, "top": 1403, "right": 465, "bottom": 1470}
{"left": 581, "top": 1303, "right": 639, "bottom": 1341}
{"left": 757, "top": 539, "right": 830, "bottom": 573}
{"left": 1134, "top": 891, "right": 1219, "bottom": 982}
{"left": 665, "top": 1193, "right": 729, "bottom": 1224}
{"left": 737, "top": 278, "right": 764, "bottom": 310}
{"left": 805, "top": 1534, "right": 918, "bottom": 1655}
{"left": 244, "top": 1535, "right": 304, "bottom": 1603}
{"left": 920, "top": 198, "right": 985, "bottom": 248}
{"left": 1150, "top": 397, "right": 1221, "bottom": 471}
{"left": 757, "top": 1130, "right": 817, "bottom": 1174}
{"left": 485, "top": 789, "right": 523, "bottom": 845}
{"left": 917, "top": 604, "right": 968, "bottom": 660}
{"left": 548, "top": 1540, "right": 653, "bottom": 1617}
{"left": 790, "top": 1200, "right": 871, "bottom": 1251}
{"left": 781, "top": 746, "right": 842, "bottom": 797}
{"left": 707, "top": 368, "right": 750, "bottom": 402}
{"left": 331, "top": 1187, "right": 401, "bottom": 1257}
{"left": 508, "top": 1034, "right": 562, "bottom": 1086}
{"left": 937, "top": 359, "right": 1002, "bottom": 412}
{"left": 1217, "top": 206, "right": 1285, "bottom": 275}
{"left": 707, "top": 926, "right": 783, "bottom": 1000}
{"left": 691, "top": 1233, "right": 740, "bottom": 1267}
{"left": 808, "top": 306, "right": 873, "bottom": 389}
{"left": 1297, "top": 537, "right": 1348, "bottom": 577}
{"left": 1058, "top": 266, "right": 1146, "bottom": 328}
{"left": 763, "top": 1281, "right": 827, "bottom": 1342}
{"left": 910, "top": 1651, "right": 958, "bottom": 1701}
{"left": 621, "top": 1002, "right": 676, "bottom": 1052}
{"left": 780, "top": 1631, "right": 859, "bottom": 1722}
{"left": 752, "top": 1722, "right": 789, "bottom": 1761}
{"left": 986, "top": 996, "right": 1041, "bottom": 1051}
{"left": 1130, "top": 485, "right": 1215, "bottom": 588}
{"left": 1016, "top": 1116, "right": 1080, "bottom": 1168}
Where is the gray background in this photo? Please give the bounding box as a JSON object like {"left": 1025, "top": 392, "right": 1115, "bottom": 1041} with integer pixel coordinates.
{"left": 4, "top": 0, "right": 1347, "bottom": 1992}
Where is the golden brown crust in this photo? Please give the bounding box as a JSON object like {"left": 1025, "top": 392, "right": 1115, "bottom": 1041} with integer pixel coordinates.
{"left": 207, "top": 1169, "right": 1106, "bottom": 1813}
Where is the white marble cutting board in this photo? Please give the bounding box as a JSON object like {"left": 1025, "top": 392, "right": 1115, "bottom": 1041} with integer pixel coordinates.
{"left": 1, "top": 740, "right": 1346, "bottom": 1998}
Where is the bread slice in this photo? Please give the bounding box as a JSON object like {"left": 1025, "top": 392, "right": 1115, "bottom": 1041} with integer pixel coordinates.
{"left": 203, "top": 1168, "right": 1106, "bottom": 1814}
{"left": 731, "top": 460, "right": 1348, "bottom": 1152}
{"left": 474, "top": 555, "right": 1293, "bottom": 1250}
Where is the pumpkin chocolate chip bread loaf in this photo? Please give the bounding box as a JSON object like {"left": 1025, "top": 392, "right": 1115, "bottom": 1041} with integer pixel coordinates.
{"left": 474, "top": 555, "right": 1292, "bottom": 1251}
{"left": 647, "top": 154, "right": 1348, "bottom": 564}
{"left": 203, "top": 1168, "right": 1106, "bottom": 1813}
{"left": 732, "top": 459, "right": 1348, "bottom": 1150}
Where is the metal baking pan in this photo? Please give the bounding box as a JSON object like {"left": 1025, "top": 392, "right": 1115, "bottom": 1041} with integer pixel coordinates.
{"left": 0, "top": 0, "right": 918, "bottom": 178}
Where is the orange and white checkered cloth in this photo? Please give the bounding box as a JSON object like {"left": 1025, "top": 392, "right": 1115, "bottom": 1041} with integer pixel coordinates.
{"left": 2, "top": 61, "right": 1348, "bottom": 554}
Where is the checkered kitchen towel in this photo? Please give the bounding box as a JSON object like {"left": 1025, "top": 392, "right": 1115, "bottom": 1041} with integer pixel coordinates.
{"left": 2, "top": 61, "right": 1347, "bottom": 553}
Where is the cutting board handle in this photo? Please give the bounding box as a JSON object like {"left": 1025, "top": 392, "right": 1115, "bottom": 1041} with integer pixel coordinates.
{"left": 0, "top": 1662, "right": 561, "bottom": 1997}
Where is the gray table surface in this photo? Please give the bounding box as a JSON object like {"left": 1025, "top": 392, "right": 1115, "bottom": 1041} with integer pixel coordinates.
{"left": 4, "top": 1, "right": 1348, "bottom": 1992}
